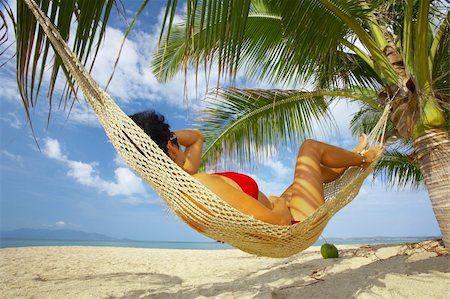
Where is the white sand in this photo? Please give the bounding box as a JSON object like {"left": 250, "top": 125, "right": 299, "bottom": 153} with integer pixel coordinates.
{"left": 1, "top": 240, "right": 448, "bottom": 298}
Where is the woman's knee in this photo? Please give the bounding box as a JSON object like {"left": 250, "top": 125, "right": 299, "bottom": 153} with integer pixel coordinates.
{"left": 301, "top": 139, "right": 320, "bottom": 151}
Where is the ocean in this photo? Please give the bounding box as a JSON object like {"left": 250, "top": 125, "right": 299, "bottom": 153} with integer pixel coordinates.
{"left": 0, "top": 239, "right": 233, "bottom": 250}
{"left": 0, "top": 236, "right": 436, "bottom": 250}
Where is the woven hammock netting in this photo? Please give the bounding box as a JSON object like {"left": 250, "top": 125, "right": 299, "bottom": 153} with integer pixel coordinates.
{"left": 25, "top": 0, "right": 381, "bottom": 258}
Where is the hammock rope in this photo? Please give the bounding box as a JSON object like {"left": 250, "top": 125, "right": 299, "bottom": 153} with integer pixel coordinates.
{"left": 24, "top": 0, "right": 386, "bottom": 258}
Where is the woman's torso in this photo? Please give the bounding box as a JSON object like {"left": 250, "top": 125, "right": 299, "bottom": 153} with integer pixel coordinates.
{"left": 213, "top": 172, "right": 259, "bottom": 199}
{"left": 192, "top": 172, "right": 272, "bottom": 211}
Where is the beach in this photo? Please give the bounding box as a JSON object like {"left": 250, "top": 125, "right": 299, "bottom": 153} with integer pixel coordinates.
{"left": 1, "top": 240, "right": 448, "bottom": 298}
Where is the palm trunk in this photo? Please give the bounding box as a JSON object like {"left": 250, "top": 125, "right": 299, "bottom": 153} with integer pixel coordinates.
{"left": 414, "top": 129, "right": 450, "bottom": 247}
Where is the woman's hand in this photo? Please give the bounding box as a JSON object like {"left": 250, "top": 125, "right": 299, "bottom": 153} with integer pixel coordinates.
{"left": 269, "top": 196, "right": 292, "bottom": 226}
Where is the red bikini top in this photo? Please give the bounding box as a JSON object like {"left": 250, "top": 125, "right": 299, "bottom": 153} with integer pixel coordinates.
{"left": 213, "top": 172, "right": 259, "bottom": 200}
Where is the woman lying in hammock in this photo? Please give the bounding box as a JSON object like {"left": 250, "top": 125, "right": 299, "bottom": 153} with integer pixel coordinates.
{"left": 130, "top": 110, "right": 382, "bottom": 226}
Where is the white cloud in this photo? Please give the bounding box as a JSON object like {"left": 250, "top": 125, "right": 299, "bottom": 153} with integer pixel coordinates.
{"left": 104, "top": 167, "right": 148, "bottom": 197}
{"left": 0, "top": 75, "right": 22, "bottom": 104}
{"left": 317, "top": 101, "right": 361, "bottom": 145}
{"left": 0, "top": 4, "right": 256, "bottom": 129}
{"left": 1, "top": 150, "right": 23, "bottom": 165}
{"left": 113, "top": 153, "right": 127, "bottom": 167}
{"left": 43, "top": 137, "right": 153, "bottom": 204}
{"left": 0, "top": 112, "right": 23, "bottom": 129}
{"left": 55, "top": 221, "right": 66, "bottom": 227}
{"left": 66, "top": 160, "right": 96, "bottom": 185}
{"left": 43, "top": 138, "right": 67, "bottom": 161}
{"left": 249, "top": 174, "right": 289, "bottom": 197}
{"left": 43, "top": 220, "right": 82, "bottom": 229}
{"left": 0, "top": 4, "right": 204, "bottom": 126}
{"left": 65, "top": 102, "right": 101, "bottom": 127}
{"left": 261, "top": 157, "right": 290, "bottom": 178}
{"left": 78, "top": 7, "right": 246, "bottom": 117}
{"left": 67, "top": 12, "right": 225, "bottom": 123}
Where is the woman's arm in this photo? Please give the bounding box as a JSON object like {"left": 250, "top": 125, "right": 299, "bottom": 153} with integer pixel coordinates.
{"left": 174, "top": 129, "right": 204, "bottom": 174}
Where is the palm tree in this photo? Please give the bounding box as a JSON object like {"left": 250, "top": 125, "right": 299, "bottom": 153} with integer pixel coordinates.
{"left": 153, "top": 0, "right": 450, "bottom": 246}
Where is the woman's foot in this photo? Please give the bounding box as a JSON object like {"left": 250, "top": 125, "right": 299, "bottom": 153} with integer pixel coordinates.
{"left": 322, "top": 134, "right": 369, "bottom": 181}
{"left": 361, "top": 145, "right": 383, "bottom": 169}
{"left": 353, "top": 133, "right": 368, "bottom": 154}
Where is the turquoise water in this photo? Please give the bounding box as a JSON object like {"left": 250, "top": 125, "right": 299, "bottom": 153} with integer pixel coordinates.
{"left": 0, "top": 237, "right": 436, "bottom": 250}
{"left": 0, "top": 239, "right": 233, "bottom": 250}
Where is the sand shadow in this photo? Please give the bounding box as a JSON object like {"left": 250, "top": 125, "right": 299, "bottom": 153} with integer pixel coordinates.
{"left": 124, "top": 244, "right": 449, "bottom": 299}
{"left": 123, "top": 251, "right": 346, "bottom": 298}
{"left": 272, "top": 253, "right": 449, "bottom": 298}
{"left": 35, "top": 271, "right": 182, "bottom": 287}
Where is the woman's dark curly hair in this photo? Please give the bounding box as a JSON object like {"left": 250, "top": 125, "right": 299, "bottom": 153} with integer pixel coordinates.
{"left": 129, "top": 110, "right": 177, "bottom": 154}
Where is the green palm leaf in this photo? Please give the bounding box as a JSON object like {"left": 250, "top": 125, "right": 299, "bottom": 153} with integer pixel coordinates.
{"left": 351, "top": 102, "right": 447, "bottom": 189}
{"left": 159, "top": 0, "right": 253, "bottom": 80}
{"left": 152, "top": 22, "right": 190, "bottom": 83}
{"left": 13, "top": 0, "right": 123, "bottom": 126}
{"left": 0, "top": 0, "right": 14, "bottom": 67}
{"left": 154, "top": 5, "right": 383, "bottom": 90}
{"left": 315, "top": 50, "right": 383, "bottom": 90}
{"left": 350, "top": 104, "right": 396, "bottom": 140}
{"left": 153, "top": 3, "right": 284, "bottom": 83}
{"left": 198, "top": 88, "right": 353, "bottom": 169}
{"left": 374, "top": 147, "right": 423, "bottom": 189}
{"left": 159, "top": 0, "right": 399, "bottom": 87}
{"left": 431, "top": 10, "right": 449, "bottom": 102}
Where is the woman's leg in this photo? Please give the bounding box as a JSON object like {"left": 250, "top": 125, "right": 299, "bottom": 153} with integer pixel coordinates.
{"left": 320, "top": 134, "right": 368, "bottom": 183}
{"left": 283, "top": 138, "right": 381, "bottom": 222}
{"left": 281, "top": 134, "right": 367, "bottom": 199}
{"left": 257, "top": 191, "right": 273, "bottom": 209}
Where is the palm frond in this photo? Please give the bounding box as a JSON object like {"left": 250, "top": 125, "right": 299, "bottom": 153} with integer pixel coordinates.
{"left": 152, "top": 22, "right": 190, "bottom": 82}
{"left": 350, "top": 99, "right": 427, "bottom": 190}
{"left": 431, "top": 10, "right": 449, "bottom": 103}
{"left": 153, "top": 3, "right": 284, "bottom": 83}
{"left": 159, "top": 0, "right": 399, "bottom": 87}
{"left": 244, "top": 1, "right": 386, "bottom": 87}
{"left": 268, "top": 0, "right": 399, "bottom": 84}
{"left": 0, "top": 0, "right": 10, "bottom": 49}
{"left": 350, "top": 104, "right": 396, "bottom": 139}
{"left": 315, "top": 49, "right": 383, "bottom": 90}
{"left": 0, "top": 0, "right": 14, "bottom": 68}
{"left": 413, "top": 0, "right": 433, "bottom": 91}
{"left": 374, "top": 147, "right": 424, "bottom": 190}
{"left": 198, "top": 88, "right": 343, "bottom": 169}
{"left": 378, "top": 0, "right": 449, "bottom": 80}
{"left": 373, "top": 0, "right": 418, "bottom": 35}
{"left": 160, "top": 0, "right": 252, "bottom": 80}
{"left": 14, "top": 0, "right": 123, "bottom": 125}
{"left": 154, "top": 4, "right": 385, "bottom": 91}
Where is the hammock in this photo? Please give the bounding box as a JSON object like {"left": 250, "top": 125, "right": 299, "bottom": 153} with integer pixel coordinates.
{"left": 24, "top": 0, "right": 386, "bottom": 258}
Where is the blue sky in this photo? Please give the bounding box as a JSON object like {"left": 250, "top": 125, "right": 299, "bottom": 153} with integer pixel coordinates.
{"left": 0, "top": 1, "right": 441, "bottom": 242}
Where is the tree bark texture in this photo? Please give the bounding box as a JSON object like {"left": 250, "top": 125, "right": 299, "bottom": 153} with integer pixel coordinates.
{"left": 414, "top": 129, "right": 450, "bottom": 247}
